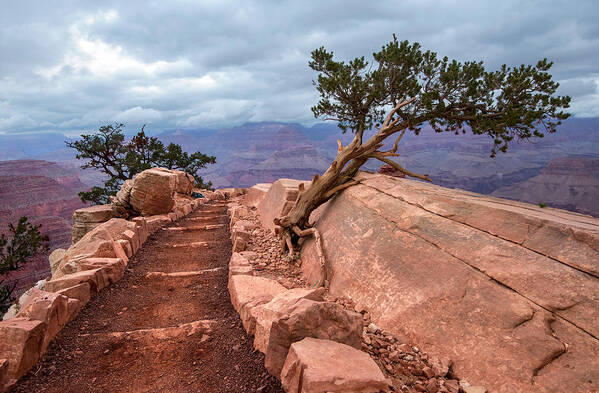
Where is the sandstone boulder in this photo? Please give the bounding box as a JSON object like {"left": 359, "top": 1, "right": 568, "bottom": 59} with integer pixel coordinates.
{"left": 257, "top": 179, "right": 308, "bottom": 231}
{"left": 228, "top": 275, "right": 286, "bottom": 315}
{"left": 129, "top": 168, "right": 177, "bottom": 216}
{"left": 16, "top": 289, "right": 69, "bottom": 353}
{"left": 228, "top": 253, "right": 254, "bottom": 279}
{"left": 243, "top": 183, "right": 271, "bottom": 208}
{"left": 46, "top": 268, "right": 108, "bottom": 293}
{"left": 264, "top": 298, "right": 363, "bottom": 378}
{"left": 281, "top": 337, "right": 389, "bottom": 393}
{"left": 54, "top": 227, "right": 127, "bottom": 278}
{"left": 173, "top": 170, "right": 194, "bottom": 195}
{"left": 252, "top": 288, "right": 325, "bottom": 352}
{"left": 76, "top": 257, "right": 126, "bottom": 284}
{"left": 71, "top": 205, "right": 116, "bottom": 244}
{"left": 146, "top": 215, "right": 172, "bottom": 234}
{"left": 56, "top": 282, "right": 91, "bottom": 310}
{"left": 0, "top": 318, "right": 45, "bottom": 381}
{"left": 131, "top": 217, "right": 148, "bottom": 244}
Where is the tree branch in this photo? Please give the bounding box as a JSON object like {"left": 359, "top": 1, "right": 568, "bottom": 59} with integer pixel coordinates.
{"left": 370, "top": 152, "right": 432, "bottom": 182}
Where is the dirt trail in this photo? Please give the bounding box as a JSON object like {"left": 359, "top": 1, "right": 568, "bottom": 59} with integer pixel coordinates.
{"left": 12, "top": 201, "right": 284, "bottom": 393}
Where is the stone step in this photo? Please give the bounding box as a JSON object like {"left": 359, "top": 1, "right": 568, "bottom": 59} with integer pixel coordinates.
{"left": 188, "top": 215, "right": 227, "bottom": 221}
{"left": 163, "top": 224, "right": 224, "bottom": 231}
{"left": 171, "top": 241, "right": 210, "bottom": 248}
{"left": 144, "top": 268, "right": 224, "bottom": 279}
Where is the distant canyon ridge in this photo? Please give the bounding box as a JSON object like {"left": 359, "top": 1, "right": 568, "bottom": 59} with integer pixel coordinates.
{"left": 0, "top": 118, "right": 598, "bottom": 289}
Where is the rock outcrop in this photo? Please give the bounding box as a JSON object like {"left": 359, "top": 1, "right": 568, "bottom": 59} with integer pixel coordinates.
{"left": 299, "top": 172, "right": 599, "bottom": 393}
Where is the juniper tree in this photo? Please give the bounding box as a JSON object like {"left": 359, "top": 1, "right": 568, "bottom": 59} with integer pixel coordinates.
{"left": 0, "top": 217, "right": 49, "bottom": 315}
{"left": 274, "top": 36, "right": 570, "bottom": 283}
{"left": 67, "top": 124, "right": 216, "bottom": 204}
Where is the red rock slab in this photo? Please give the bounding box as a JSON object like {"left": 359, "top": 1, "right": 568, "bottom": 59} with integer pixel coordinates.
{"left": 16, "top": 289, "right": 69, "bottom": 353}
{"left": 45, "top": 268, "right": 107, "bottom": 293}
{"left": 300, "top": 176, "right": 599, "bottom": 393}
{"left": 264, "top": 299, "right": 363, "bottom": 379}
{"left": 257, "top": 179, "right": 308, "bottom": 231}
{"left": 228, "top": 275, "right": 286, "bottom": 315}
{"left": 281, "top": 337, "right": 389, "bottom": 393}
{"left": 351, "top": 182, "right": 599, "bottom": 339}
{"left": 252, "top": 288, "right": 325, "bottom": 352}
{"left": 243, "top": 183, "right": 272, "bottom": 208}
{"left": 357, "top": 172, "right": 599, "bottom": 277}
{"left": 76, "top": 257, "right": 126, "bottom": 284}
{"left": 56, "top": 282, "right": 91, "bottom": 309}
{"left": 0, "top": 318, "right": 45, "bottom": 381}
{"left": 54, "top": 228, "right": 125, "bottom": 278}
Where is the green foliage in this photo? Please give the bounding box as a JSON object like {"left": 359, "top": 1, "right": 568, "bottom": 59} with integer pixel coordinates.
{"left": 0, "top": 217, "right": 49, "bottom": 315}
{"left": 309, "top": 35, "right": 570, "bottom": 157}
{"left": 67, "top": 123, "right": 216, "bottom": 204}
{"left": 538, "top": 202, "right": 547, "bottom": 208}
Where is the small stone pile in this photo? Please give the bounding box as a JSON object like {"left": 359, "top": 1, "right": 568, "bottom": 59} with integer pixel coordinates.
{"left": 228, "top": 204, "right": 305, "bottom": 289}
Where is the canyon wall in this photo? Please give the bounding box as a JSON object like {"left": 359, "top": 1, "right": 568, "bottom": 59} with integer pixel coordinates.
{"left": 294, "top": 172, "right": 599, "bottom": 393}
{"left": 0, "top": 160, "right": 89, "bottom": 292}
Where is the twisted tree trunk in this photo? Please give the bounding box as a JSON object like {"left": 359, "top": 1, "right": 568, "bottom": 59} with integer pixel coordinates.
{"left": 273, "top": 99, "right": 431, "bottom": 286}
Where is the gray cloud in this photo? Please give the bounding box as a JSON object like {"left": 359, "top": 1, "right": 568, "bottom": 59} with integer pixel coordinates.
{"left": 1, "top": 0, "right": 598, "bottom": 136}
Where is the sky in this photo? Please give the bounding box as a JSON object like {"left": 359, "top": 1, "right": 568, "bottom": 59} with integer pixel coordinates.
{"left": 1, "top": 0, "right": 598, "bottom": 136}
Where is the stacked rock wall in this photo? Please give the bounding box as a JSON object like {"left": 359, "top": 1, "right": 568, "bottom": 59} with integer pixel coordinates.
{"left": 299, "top": 172, "right": 599, "bottom": 393}
{"left": 226, "top": 199, "right": 390, "bottom": 393}
{"left": 71, "top": 168, "right": 196, "bottom": 244}
{"left": 0, "top": 168, "right": 204, "bottom": 392}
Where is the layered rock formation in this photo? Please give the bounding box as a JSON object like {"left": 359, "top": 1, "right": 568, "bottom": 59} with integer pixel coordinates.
{"left": 492, "top": 157, "right": 599, "bottom": 217}
{"left": 289, "top": 172, "right": 599, "bottom": 393}
{"left": 0, "top": 160, "right": 89, "bottom": 292}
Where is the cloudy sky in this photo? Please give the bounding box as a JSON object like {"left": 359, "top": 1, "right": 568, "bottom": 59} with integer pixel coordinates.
{"left": 1, "top": 0, "right": 598, "bottom": 136}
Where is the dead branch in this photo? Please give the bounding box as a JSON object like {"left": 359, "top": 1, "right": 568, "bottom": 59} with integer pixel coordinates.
{"left": 370, "top": 152, "right": 432, "bottom": 182}
{"left": 382, "top": 97, "right": 416, "bottom": 128}
{"left": 323, "top": 180, "right": 359, "bottom": 199}
{"left": 390, "top": 129, "right": 406, "bottom": 153}
{"left": 337, "top": 139, "right": 343, "bottom": 153}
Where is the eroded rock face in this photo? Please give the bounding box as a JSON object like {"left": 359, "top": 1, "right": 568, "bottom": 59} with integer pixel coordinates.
{"left": 300, "top": 171, "right": 599, "bottom": 393}
{"left": 281, "top": 337, "right": 389, "bottom": 393}
{"left": 264, "top": 298, "right": 363, "bottom": 379}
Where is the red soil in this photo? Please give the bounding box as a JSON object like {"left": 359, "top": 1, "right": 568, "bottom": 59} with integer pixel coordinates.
{"left": 11, "top": 201, "right": 283, "bottom": 393}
